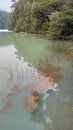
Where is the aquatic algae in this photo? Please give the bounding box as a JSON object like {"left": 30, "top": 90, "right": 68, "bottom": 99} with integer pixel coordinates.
{"left": 5, "top": 85, "right": 19, "bottom": 100}
{"left": 52, "top": 66, "right": 62, "bottom": 70}
{"left": 36, "top": 65, "right": 63, "bottom": 87}
{"left": 26, "top": 104, "right": 37, "bottom": 113}
{"left": 0, "top": 101, "right": 14, "bottom": 112}
{"left": 23, "top": 96, "right": 40, "bottom": 104}
{"left": 23, "top": 95, "right": 40, "bottom": 112}
{"left": 44, "top": 73, "right": 49, "bottom": 77}
{"left": 38, "top": 86, "right": 48, "bottom": 92}
{"left": 48, "top": 75, "right": 56, "bottom": 83}
{"left": 51, "top": 73, "right": 64, "bottom": 78}
{"left": 5, "top": 93, "right": 13, "bottom": 99}
{"left": 37, "top": 66, "right": 62, "bottom": 73}
{"left": 37, "top": 65, "right": 63, "bottom": 89}
{"left": 23, "top": 74, "right": 57, "bottom": 112}
{"left": 24, "top": 72, "right": 58, "bottom": 94}
{"left": 31, "top": 91, "right": 40, "bottom": 98}
{"left": 0, "top": 63, "right": 63, "bottom": 114}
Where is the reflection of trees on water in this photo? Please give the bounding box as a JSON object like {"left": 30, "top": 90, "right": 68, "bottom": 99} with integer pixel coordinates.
{"left": 9, "top": 33, "right": 46, "bottom": 64}
{"left": 9, "top": 33, "right": 73, "bottom": 68}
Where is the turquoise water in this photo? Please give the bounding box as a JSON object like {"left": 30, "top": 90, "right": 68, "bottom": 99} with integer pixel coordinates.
{"left": 0, "top": 32, "right": 73, "bottom": 130}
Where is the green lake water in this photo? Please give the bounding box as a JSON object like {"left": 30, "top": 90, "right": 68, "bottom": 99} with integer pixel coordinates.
{"left": 0, "top": 31, "right": 73, "bottom": 130}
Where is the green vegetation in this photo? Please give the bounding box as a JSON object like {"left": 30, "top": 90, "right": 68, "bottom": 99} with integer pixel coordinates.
{"left": 8, "top": 0, "right": 73, "bottom": 39}
{"left": 0, "top": 10, "right": 9, "bottom": 29}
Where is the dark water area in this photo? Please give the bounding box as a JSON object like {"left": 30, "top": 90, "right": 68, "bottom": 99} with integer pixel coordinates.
{"left": 0, "top": 31, "right": 73, "bottom": 130}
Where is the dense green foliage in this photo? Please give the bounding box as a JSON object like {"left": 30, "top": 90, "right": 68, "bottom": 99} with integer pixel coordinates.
{"left": 0, "top": 10, "right": 9, "bottom": 29}
{"left": 8, "top": 0, "right": 73, "bottom": 39}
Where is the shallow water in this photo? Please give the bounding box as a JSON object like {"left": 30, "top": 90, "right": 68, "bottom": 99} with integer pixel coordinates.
{"left": 0, "top": 32, "right": 73, "bottom": 130}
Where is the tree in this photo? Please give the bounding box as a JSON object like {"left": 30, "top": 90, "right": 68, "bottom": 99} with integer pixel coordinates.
{"left": 47, "top": 8, "right": 73, "bottom": 39}
{"left": 9, "top": 0, "right": 33, "bottom": 32}
{"left": 8, "top": 0, "right": 73, "bottom": 39}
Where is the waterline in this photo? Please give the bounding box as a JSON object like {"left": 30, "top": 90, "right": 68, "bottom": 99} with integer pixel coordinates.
{"left": 0, "top": 29, "right": 12, "bottom": 32}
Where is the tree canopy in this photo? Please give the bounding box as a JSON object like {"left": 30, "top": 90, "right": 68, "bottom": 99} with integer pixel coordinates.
{"left": 8, "top": 0, "right": 73, "bottom": 39}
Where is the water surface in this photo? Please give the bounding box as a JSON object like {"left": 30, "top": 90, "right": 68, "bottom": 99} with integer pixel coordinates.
{"left": 0, "top": 32, "right": 73, "bottom": 130}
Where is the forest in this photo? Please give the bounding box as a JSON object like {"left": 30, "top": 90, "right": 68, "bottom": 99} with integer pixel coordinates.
{"left": 0, "top": 10, "right": 9, "bottom": 29}
{"left": 8, "top": 0, "right": 73, "bottom": 39}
